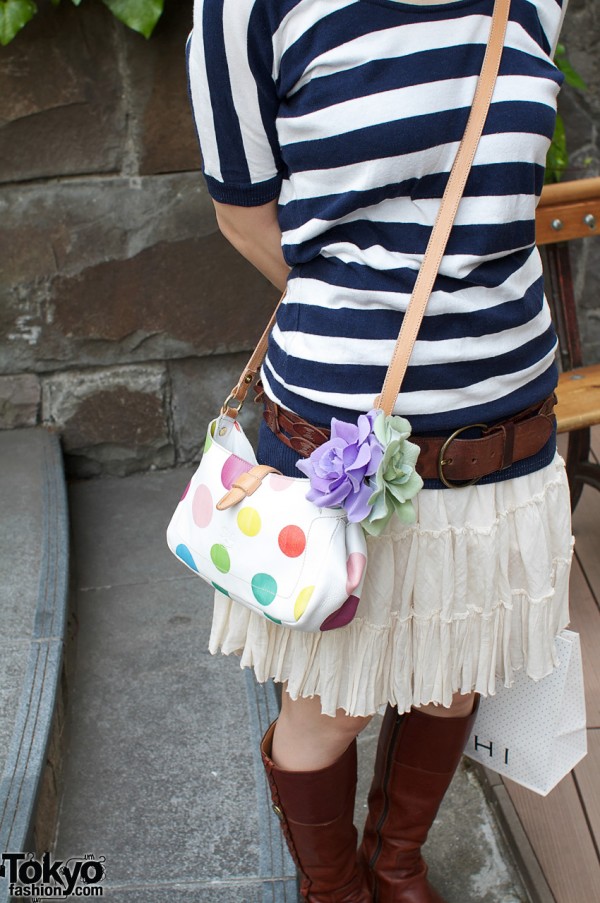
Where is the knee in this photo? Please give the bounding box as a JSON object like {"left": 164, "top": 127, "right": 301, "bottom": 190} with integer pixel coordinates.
{"left": 328, "top": 710, "right": 373, "bottom": 742}
{"left": 280, "top": 690, "right": 372, "bottom": 742}
{"left": 415, "top": 691, "right": 478, "bottom": 719}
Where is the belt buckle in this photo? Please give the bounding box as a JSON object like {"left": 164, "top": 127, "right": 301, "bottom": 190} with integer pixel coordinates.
{"left": 438, "top": 423, "right": 487, "bottom": 489}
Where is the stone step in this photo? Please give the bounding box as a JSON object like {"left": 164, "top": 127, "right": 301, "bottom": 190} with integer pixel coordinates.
{"left": 0, "top": 428, "right": 69, "bottom": 902}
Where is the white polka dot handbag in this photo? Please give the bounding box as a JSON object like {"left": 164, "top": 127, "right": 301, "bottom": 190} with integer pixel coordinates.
{"left": 166, "top": 413, "right": 368, "bottom": 631}
{"left": 465, "top": 630, "right": 587, "bottom": 796}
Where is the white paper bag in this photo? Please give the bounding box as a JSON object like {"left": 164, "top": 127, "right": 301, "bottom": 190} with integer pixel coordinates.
{"left": 465, "top": 630, "right": 587, "bottom": 796}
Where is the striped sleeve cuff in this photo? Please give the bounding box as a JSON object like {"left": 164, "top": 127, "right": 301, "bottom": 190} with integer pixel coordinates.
{"left": 204, "top": 173, "right": 283, "bottom": 207}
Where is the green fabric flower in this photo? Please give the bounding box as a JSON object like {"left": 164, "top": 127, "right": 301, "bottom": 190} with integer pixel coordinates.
{"left": 363, "top": 413, "right": 423, "bottom": 536}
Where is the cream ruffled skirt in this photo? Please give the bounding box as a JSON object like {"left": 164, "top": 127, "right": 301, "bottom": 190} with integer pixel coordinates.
{"left": 209, "top": 453, "right": 574, "bottom": 717}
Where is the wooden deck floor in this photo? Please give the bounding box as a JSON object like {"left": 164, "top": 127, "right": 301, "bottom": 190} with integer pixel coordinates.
{"left": 491, "top": 428, "right": 600, "bottom": 902}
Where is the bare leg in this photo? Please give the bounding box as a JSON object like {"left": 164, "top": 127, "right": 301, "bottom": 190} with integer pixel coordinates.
{"left": 416, "top": 689, "right": 478, "bottom": 718}
{"left": 272, "top": 686, "right": 373, "bottom": 771}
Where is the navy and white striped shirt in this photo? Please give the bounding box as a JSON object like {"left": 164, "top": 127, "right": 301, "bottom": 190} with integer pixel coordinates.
{"left": 188, "top": 0, "right": 568, "bottom": 437}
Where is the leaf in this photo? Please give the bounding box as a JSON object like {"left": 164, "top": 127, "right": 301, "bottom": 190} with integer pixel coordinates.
{"left": 554, "top": 44, "right": 587, "bottom": 91}
{"left": 545, "top": 114, "right": 568, "bottom": 184}
{"left": 102, "top": 0, "right": 164, "bottom": 38}
{"left": 0, "top": 0, "right": 37, "bottom": 45}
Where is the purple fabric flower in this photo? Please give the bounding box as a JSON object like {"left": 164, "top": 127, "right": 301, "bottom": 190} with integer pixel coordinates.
{"left": 296, "top": 411, "right": 384, "bottom": 522}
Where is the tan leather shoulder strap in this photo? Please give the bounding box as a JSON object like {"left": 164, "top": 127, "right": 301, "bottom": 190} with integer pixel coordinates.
{"left": 225, "top": 0, "right": 511, "bottom": 418}
{"left": 376, "top": 0, "right": 511, "bottom": 415}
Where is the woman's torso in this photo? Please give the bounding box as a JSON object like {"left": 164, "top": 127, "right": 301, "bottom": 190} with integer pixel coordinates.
{"left": 257, "top": 0, "right": 565, "bottom": 432}
{"left": 190, "top": 0, "right": 567, "bottom": 433}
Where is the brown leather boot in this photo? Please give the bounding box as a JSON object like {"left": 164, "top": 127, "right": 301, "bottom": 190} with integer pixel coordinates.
{"left": 261, "top": 721, "right": 372, "bottom": 902}
{"left": 358, "top": 700, "right": 479, "bottom": 903}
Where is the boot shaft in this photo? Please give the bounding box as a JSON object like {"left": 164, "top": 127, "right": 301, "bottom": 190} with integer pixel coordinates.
{"left": 360, "top": 702, "right": 480, "bottom": 903}
{"left": 261, "top": 721, "right": 371, "bottom": 903}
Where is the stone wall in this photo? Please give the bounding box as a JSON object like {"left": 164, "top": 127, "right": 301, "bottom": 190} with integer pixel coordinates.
{"left": 0, "top": 0, "right": 598, "bottom": 476}
{"left": 0, "top": 0, "right": 277, "bottom": 476}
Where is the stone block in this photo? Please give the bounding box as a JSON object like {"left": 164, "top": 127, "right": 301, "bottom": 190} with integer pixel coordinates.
{"left": 123, "top": 4, "right": 200, "bottom": 175}
{"left": 558, "top": 91, "right": 599, "bottom": 182}
{"left": 169, "top": 355, "right": 263, "bottom": 464}
{"left": 0, "top": 374, "right": 40, "bottom": 428}
{"left": 0, "top": 1, "right": 124, "bottom": 183}
{"left": 553, "top": 5, "right": 600, "bottom": 187}
{"left": 41, "top": 365, "right": 174, "bottom": 477}
{"left": 33, "top": 690, "right": 65, "bottom": 854}
{"left": 0, "top": 175, "right": 277, "bottom": 374}
{"left": 49, "top": 232, "right": 275, "bottom": 361}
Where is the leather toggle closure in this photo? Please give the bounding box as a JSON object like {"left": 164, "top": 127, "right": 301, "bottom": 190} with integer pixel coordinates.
{"left": 216, "top": 465, "right": 282, "bottom": 510}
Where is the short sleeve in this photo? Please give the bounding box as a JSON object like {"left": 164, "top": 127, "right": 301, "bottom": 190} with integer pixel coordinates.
{"left": 187, "top": 0, "right": 284, "bottom": 206}
{"left": 534, "top": 0, "right": 569, "bottom": 57}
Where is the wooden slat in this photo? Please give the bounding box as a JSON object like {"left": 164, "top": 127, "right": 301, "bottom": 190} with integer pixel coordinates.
{"left": 537, "top": 198, "right": 600, "bottom": 245}
{"left": 570, "top": 476, "right": 600, "bottom": 732}
{"left": 504, "top": 774, "right": 600, "bottom": 902}
{"left": 539, "top": 178, "right": 600, "bottom": 207}
{"left": 591, "top": 424, "right": 600, "bottom": 462}
{"left": 571, "top": 483, "right": 600, "bottom": 615}
{"left": 574, "top": 729, "right": 600, "bottom": 849}
{"left": 537, "top": 177, "right": 600, "bottom": 245}
{"left": 552, "top": 434, "right": 600, "bottom": 722}
{"left": 567, "top": 557, "right": 600, "bottom": 730}
{"left": 556, "top": 365, "right": 600, "bottom": 433}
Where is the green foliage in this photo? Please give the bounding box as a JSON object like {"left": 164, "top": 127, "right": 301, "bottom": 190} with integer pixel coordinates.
{"left": 0, "top": 0, "right": 37, "bottom": 46}
{"left": 101, "top": 0, "right": 163, "bottom": 39}
{"left": 545, "top": 44, "right": 588, "bottom": 184}
{"left": 555, "top": 42, "right": 587, "bottom": 91}
{"left": 0, "top": 0, "right": 164, "bottom": 44}
{"left": 546, "top": 113, "right": 568, "bottom": 184}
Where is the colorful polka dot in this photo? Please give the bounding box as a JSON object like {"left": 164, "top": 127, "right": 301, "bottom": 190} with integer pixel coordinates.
{"left": 212, "top": 582, "right": 230, "bottom": 598}
{"left": 221, "top": 454, "right": 252, "bottom": 490}
{"left": 237, "top": 507, "right": 261, "bottom": 537}
{"left": 192, "top": 484, "right": 213, "bottom": 528}
{"left": 278, "top": 525, "right": 306, "bottom": 558}
{"left": 320, "top": 595, "right": 360, "bottom": 632}
{"left": 346, "top": 553, "right": 367, "bottom": 595}
{"left": 175, "top": 544, "right": 198, "bottom": 573}
{"left": 270, "top": 474, "right": 294, "bottom": 491}
{"left": 264, "top": 613, "right": 282, "bottom": 624}
{"left": 294, "top": 586, "right": 314, "bottom": 621}
{"left": 251, "top": 573, "right": 278, "bottom": 606}
{"left": 204, "top": 430, "right": 213, "bottom": 454}
{"left": 210, "top": 544, "right": 231, "bottom": 574}
{"left": 180, "top": 480, "right": 191, "bottom": 501}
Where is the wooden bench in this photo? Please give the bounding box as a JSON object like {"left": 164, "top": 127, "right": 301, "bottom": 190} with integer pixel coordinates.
{"left": 536, "top": 176, "right": 600, "bottom": 511}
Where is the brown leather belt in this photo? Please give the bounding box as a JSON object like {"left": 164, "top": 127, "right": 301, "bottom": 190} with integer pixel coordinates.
{"left": 259, "top": 390, "right": 557, "bottom": 488}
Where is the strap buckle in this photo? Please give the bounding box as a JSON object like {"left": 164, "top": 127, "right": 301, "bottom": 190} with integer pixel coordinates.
{"left": 438, "top": 423, "right": 488, "bottom": 489}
